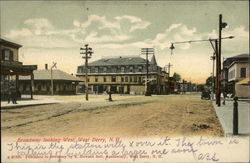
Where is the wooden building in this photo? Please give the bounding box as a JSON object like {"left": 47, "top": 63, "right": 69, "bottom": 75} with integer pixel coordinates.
{"left": 222, "top": 54, "right": 250, "bottom": 98}
{"left": 0, "top": 38, "right": 37, "bottom": 100}
{"left": 76, "top": 55, "right": 168, "bottom": 95}
{"left": 19, "top": 67, "right": 81, "bottom": 95}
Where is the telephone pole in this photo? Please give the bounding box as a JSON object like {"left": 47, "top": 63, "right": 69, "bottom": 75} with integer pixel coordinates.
{"left": 210, "top": 53, "right": 216, "bottom": 100}
{"left": 167, "top": 63, "right": 173, "bottom": 76}
{"left": 141, "top": 48, "right": 154, "bottom": 96}
{"left": 80, "top": 44, "right": 93, "bottom": 101}
{"left": 217, "top": 14, "right": 227, "bottom": 106}
{"left": 50, "top": 62, "right": 57, "bottom": 96}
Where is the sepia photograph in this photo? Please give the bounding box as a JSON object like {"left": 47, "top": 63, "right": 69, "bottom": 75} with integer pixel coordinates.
{"left": 1, "top": 0, "right": 249, "bottom": 162}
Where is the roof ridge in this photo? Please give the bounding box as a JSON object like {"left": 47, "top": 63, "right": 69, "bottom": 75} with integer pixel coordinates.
{"left": 101, "top": 55, "right": 140, "bottom": 59}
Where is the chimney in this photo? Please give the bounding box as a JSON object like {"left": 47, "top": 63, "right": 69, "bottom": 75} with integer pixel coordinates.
{"left": 45, "top": 64, "right": 48, "bottom": 70}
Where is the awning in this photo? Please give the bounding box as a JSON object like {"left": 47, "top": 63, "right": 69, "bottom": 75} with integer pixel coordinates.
{"left": 236, "top": 77, "right": 250, "bottom": 85}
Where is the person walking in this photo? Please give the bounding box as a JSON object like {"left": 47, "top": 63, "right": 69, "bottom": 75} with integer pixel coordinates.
{"left": 7, "top": 87, "right": 11, "bottom": 104}
{"left": 10, "top": 84, "right": 17, "bottom": 104}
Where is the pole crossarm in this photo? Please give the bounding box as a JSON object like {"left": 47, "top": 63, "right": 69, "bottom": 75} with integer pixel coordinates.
{"left": 141, "top": 48, "right": 155, "bottom": 96}
{"left": 80, "top": 44, "right": 93, "bottom": 101}
{"left": 171, "top": 36, "right": 234, "bottom": 45}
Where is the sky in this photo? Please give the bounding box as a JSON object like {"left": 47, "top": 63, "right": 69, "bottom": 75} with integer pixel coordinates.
{"left": 1, "top": 1, "right": 249, "bottom": 83}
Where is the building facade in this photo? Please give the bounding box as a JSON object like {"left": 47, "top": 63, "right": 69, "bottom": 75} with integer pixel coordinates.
{"left": 19, "top": 67, "right": 81, "bottom": 95}
{"left": 0, "top": 38, "right": 37, "bottom": 100}
{"left": 76, "top": 55, "right": 168, "bottom": 95}
{"left": 222, "top": 54, "right": 249, "bottom": 98}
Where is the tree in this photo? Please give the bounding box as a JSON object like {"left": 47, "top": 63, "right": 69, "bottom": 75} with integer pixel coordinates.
{"left": 173, "top": 72, "right": 181, "bottom": 82}
{"left": 205, "top": 76, "right": 216, "bottom": 86}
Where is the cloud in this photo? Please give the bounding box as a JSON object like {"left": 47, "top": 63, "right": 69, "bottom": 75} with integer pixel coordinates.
{"left": 98, "top": 23, "right": 248, "bottom": 56}
{"left": 79, "top": 15, "right": 120, "bottom": 30}
{"left": 115, "top": 15, "right": 151, "bottom": 32}
{"left": 73, "top": 14, "right": 150, "bottom": 43}
{"left": 4, "top": 15, "right": 151, "bottom": 48}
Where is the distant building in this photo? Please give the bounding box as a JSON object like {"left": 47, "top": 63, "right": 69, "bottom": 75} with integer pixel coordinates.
{"left": 19, "top": 66, "right": 81, "bottom": 95}
{"left": 222, "top": 54, "right": 250, "bottom": 98}
{"left": 0, "top": 38, "right": 37, "bottom": 100}
{"left": 76, "top": 55, "right": 168, "bottom": 95}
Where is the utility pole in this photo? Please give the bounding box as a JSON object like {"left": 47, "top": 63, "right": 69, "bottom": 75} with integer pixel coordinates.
{"left": 166, "top": 63, "right": 173, "bottom": 94}
{"left": 210, "top": 53, "right": 216, "bottom": 100}
{"left": 80, "top": 44, "right": 93, "bottom": 101}
{"left": 167, "top": 63, "right": 173, "bottom": 76}
{"left": 215, "top": 39, "right": 219, "bottom": 105}
{"left": 141, "top": 48, "right": 154, "bottom": 96}
{"left": 218, "top": 14, "right": 228, "bottom": 106}
{"left": 50, "top": 62, "right": 57, "bottom": 96}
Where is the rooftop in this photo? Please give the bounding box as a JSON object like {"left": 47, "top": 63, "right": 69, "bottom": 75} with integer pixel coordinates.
{"left": 19, "top": 69, "right": 82, "bottom": 81}
{"left": 80, "top": 55, "right": 157, "bottom": 67}
{"left": 227, "top": 54, "right": 249, "bottom": 59}
{"left": 0, "top": 38, "right": 22, "bottom": 48}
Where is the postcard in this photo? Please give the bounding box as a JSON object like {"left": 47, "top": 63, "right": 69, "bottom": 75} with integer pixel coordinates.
{"left": 1, "top": 0, "right": 249, "bottom": 162}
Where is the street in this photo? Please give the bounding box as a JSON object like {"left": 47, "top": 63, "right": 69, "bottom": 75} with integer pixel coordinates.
{"left": 1, "top": 94, "right": 223, "bottom": 137}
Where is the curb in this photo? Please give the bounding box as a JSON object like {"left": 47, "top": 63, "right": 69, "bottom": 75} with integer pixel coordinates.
{"left": 1, "top": 103, "right": 59, "bottom": 110}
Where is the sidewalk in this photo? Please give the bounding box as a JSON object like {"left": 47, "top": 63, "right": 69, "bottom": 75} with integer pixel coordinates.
{"left": 1, "top": 97, "right": 63, "bottom": 109}
{"left": 213, "top": 100, "right": 250, "bottom": 136}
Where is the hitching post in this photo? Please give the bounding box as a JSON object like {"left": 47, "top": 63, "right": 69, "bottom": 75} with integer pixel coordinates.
{"left": 233, "top": 96, "right": 238, "bottom": 135}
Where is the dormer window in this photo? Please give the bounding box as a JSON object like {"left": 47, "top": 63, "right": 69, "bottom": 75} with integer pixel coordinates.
{"left": 138, "top": 66, "right": 142, "bottom": 72}
{"left": 121, "top": 67, "right": 125, "bottom": 73}
{"left": 103, "top": 67, "right": 107, "bottom": 73}
{"left": 95, "top": 67, "right": 98, "bottom": 73}
{"left": 1, "top": 49, "right": 13, "bottom": 61}
{"left": 129, "top": 66, "right": 133, "bottom": 73}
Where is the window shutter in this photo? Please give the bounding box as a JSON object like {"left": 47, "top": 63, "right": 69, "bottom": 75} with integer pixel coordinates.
{"left": 1, "top": 49, "right": 5, "bottom": 60}
{"left": 10, "top": 50, "right": 14, "bottom": 61}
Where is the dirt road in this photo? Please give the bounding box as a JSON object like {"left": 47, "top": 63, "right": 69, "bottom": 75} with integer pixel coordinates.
{"left": 1, "top": 94, "right": 223, "bottom": 137}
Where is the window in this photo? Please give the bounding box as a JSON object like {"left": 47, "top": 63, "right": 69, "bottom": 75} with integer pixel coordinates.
{"left": 38, "top": 85, "right": 42, "bottom": 91}
{"left": 112, "top": 76, "right": 116, "bottom": 82}
{"left": 103, "top": 67, "right": 107, "bottom": 73}
{"left": 229, "top": 69, "right": 235, "bottom": 79}
{"left": 138, "top": 77, "right": 142, "bottom": 83}
{"left": 130, "top": 76, "right": 133, "bottom": 82}
{"left": 121, "top": 76, "right": 124, "bottom": 82}
{"left": 138, "top": 66, "right": 142, "bottom": 72}
{"left": 95, "top": 67, "right": 98, "bottom": 73}
{"left": 87, "top": 78, "right": 90, "bottom": 82}
{"left": 95, "top": 77, "right": 98, "bottom": 82}
{"left": 134, "top": 76, "right": 137, "bottom": 82}
{"left": 130, "top": 66, "right": 133, "bottom": 73}
{"left": 240, "top": 68, "right": 246, "bottom": 78}
{"left": 112, "top": 67, "right": 117, "bottom": 73}
{"left": 103, "top": 77, "right": 106, "bottom": 82}
{"left": 121, "top": 67, "right": 125, "bottom": 73}
{"left": 1, "top": 49, "right": 13, "bottom": 61}
{"left": 125, "top": 77, "right": 128, "bottom": 82}
{"left": 77, "top": 67, "right": 82, "bottom": 73}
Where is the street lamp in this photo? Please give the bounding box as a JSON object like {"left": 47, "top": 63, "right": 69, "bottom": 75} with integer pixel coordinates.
{"left": 169, "top": 35, "right": 234, "bottom": 106}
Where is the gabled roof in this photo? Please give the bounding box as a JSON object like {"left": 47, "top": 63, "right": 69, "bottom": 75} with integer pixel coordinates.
{"left": 227, "top": 54, "right": 249, "bottom": 59}
{"left": 0, "top": 38, "right": 22, "bottom": 48}
{"left": 151, "top": 54, "right": 157, "bottom": 65}
{"left": 79, "top": 56, "right": 157, "bottom": 67}
{"left": 19, "top": 69, "right": 82, "bottom": 81}
{"left": 223, "top": 53, "right": 249, "bottom": 68}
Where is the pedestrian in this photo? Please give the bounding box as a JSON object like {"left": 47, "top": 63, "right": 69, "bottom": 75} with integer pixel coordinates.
{"left": 7, "top": 87, "right": 11, "bottom": 104}
{"left": 10, "top": 84, "right": 17, "bottom": 104}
